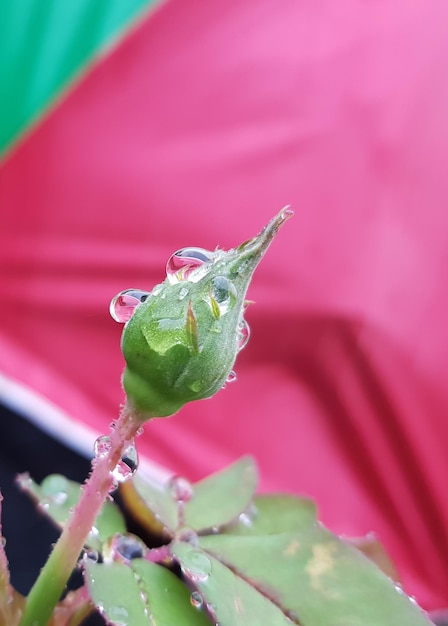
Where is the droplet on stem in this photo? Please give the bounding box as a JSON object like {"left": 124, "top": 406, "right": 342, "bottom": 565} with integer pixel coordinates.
{"left": 166, "top": 247, "right": 214, "bottom": 284}
{"left": 110, "top": 289, "right": 149, "bottom": 323}
{"left": 113, "top": 441, "right": 139, "bottom": 483}
{"left": 168, "top": 475, "right": 194, "bottom": 503}
{"left": 93, "top": 436, "right": 139, "bottom": 483}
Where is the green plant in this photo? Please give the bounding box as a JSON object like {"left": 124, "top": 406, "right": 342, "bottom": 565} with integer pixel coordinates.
{"left": 0, "top": 210, "right": 435, "bottom": 625}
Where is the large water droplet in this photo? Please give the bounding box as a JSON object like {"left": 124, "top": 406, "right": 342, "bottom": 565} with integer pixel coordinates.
{"left": 94, "top": 436, "right": 139, "bottom": 483}
{"left": 180, "top": 548, "right": 213, "bottom": 583}
{"left": 226, "top": 370, "right": 237, "bottom": 384}
{"left": 166, "top": 247, "right": 214, "bottom": 284}
{"left": 237, "top": 319, "right": 250, "bottom": 351}
{"left": 168, "top": 475, "right": 193, "bottom": 503}
{"left": 107, "top": 534, "right": 146, "bottom": 563}
{"left": 110, "top": 289, "right": 149, "bottom": 323}
{"left": 113, "top": 441, "right": 139, "bottom": 483}
{"left": 209, "top": 276, "right": 237, "bottom": 317}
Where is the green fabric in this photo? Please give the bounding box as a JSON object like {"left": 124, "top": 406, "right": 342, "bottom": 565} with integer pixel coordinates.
{"left": 0, "top": 0, "right": 159, "bottom": 158}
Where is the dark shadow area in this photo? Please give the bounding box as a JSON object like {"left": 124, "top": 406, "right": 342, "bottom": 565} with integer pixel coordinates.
{"left": 0, "top": 403, "right": 104, "bottom": 624}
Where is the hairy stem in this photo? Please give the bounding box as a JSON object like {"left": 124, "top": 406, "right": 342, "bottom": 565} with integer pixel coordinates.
{"left": 18, "top": 409, "right": 141, "bottom": 626}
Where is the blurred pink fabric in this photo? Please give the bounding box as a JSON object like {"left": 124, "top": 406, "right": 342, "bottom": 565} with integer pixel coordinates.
{"left": 1, "top": 0, "right": 448, "bottom": 610}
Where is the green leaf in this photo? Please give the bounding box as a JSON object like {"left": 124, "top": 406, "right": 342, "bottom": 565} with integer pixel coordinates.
{"left": 183, "top": 456, "right": 258, "bottom": 531}
{"left": 125, "top": 473, "right": 178, "bottom": 532}
{"left": 198, "top": 525, "right": 433, "bottom": 626}
{"left": 86, "top": 560, "right": 211, "bottom": 625}
{"left": 171, "top": 541, "right": 294, "bottom": 626}
{"left": 222, "top": 493, "right": 317, "bottom": 535}
{"left": 126, "top": 456, "right": 258, "bottom": 535}
{"left": 21, "top": 474, "right": 126, "bottom": 550}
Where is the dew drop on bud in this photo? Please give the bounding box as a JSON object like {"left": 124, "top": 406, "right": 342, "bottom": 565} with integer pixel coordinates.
{"left": 178, "top": 286, "right": 189, "bottom": 301}
{"left": 166, "top": 247, "right": 214, "bottom": 284}
{"left": 209, "top": 276, "right": 237, "bottom": 316}
{"left": 280, "top": 206, "right": 294, "bottom": 221}
{"left": 190, "top": 591, "right": 204, "bottom": 610}
{"left": 112, "top": 440, "right": 139, "bottom": 483}
{"left": 109, "top": 289, "right": 150, "bottom": 323}
{"left": 225, "top": 370, "right": 237, "bottom": 384}
{"left": 237, "top": 319, "right": 250, "bottom": 351}
{"left": 168, "top": 475, "right": 194, "bottom": 503}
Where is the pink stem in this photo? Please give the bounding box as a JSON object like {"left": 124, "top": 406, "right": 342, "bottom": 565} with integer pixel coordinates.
{"left": 19, "top": 408, "right": 142, "bottom": 626}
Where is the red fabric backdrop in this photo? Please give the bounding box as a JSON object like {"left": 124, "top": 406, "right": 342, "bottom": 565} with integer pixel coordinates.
{"left": 1, "top": 0, "right": 448, "bottom": 610}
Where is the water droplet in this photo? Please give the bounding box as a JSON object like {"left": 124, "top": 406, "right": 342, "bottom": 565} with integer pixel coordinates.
{"left": 180, "top": 548, "right": 213, "bottom": 583}
{"left": 107, "top": 605, "right": 129, "bottom": 625}
{"left": 1, "top": 537, "right": 6, "bottom": 548}
{"left": 190, "top": 591, "right": 204, "bottom": 609}
{"left": 151, "top": 284, "right": 163, "bottom": 296}
{"left": 113, "top": 441, "right": 139, "bottom": 483}
{"left": 136, "top": 426, "right": 144, "bottom": 437}
{"left": 83, "top": 549, "right": 99, "bottom": 563}
{"left": 94, "top": 435, "right": 112, "bottom": 458}
{"left": 166, "top": 247, "right": 214, "bottom": 284}
{"left": 237, "top": 319, "right": 250, "bottom": 351}
{"left": 178, "top": 286, "right": 189, "bottom": 300}
{"left": 226, "top": 370, "right": 237, "bottom": 384}
{"left": 51, "top": 490, "right": 68, "bottom": 505}
{"left": 280, "top": 206, "right": 294, "bottom": 221}
{"left": 238, "top": 503, "right": 258, "bottom": 528}
{"left": 94, "top": 436, "right": 139, "bottom": 483}
{"left": 176, "top": 527, "right": 199, "bottom": 546}
{"left": 209, "top": 276, "right": 237, "bottom": 316}
{"left": 140, "top": 590, "right": 149, "bottom": 606}
{"left": 111, "top": 534, "right": 146, "bottom": 562}
{"left": 168, "top": 475, "right": 193, "bottom": 503}
{"left": 109, "top": 289, "right": 149, "bottom": 323}
{"left": 87, "top": 526, "right": 100, "bottom": 545}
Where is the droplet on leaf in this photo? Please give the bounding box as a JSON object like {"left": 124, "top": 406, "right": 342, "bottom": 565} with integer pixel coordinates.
{"left": 190, "top": 591, "right": 204, "bottom": 609}
{"left": 180, "top": 548, "right": 213, "bottom": 583}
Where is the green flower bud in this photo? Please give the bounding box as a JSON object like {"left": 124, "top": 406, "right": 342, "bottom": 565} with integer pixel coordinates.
{"left": 114, "top": 208, "right": 293, "bottom": 420}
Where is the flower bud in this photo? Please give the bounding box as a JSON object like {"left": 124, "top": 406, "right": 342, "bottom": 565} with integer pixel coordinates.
{"left": 116, "top": 208, "right": 293, "bottom": 420}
